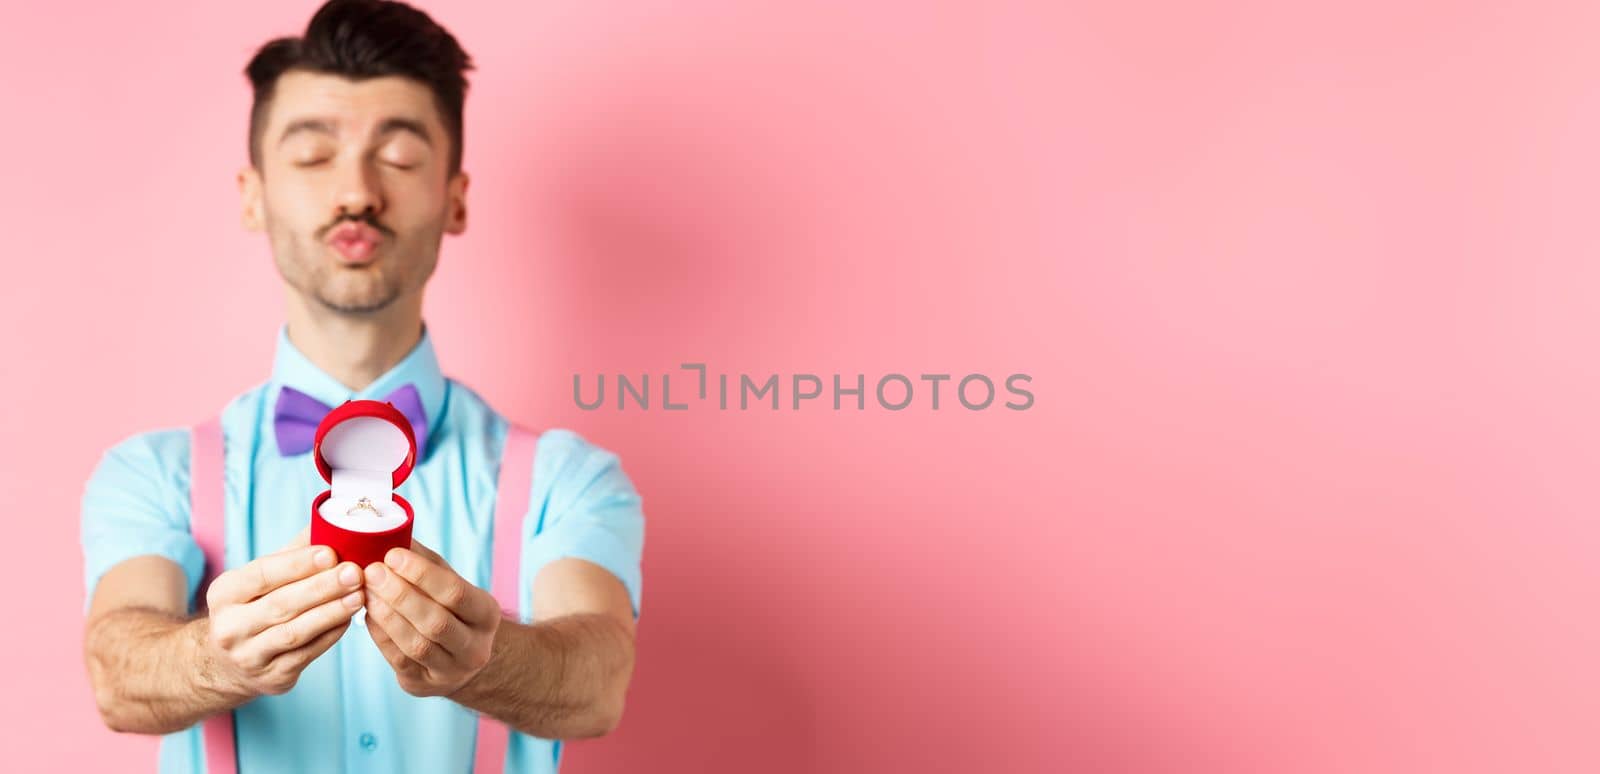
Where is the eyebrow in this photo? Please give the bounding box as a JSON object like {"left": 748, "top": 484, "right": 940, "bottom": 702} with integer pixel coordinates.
{"left": 277, "top": 118, "right": 336, "bottom": 147}
{"left": 276, "top": 117, "right": 434, "bottom": 148}
{"left": 376, "top": 117, "right": 433, "bottom": 147}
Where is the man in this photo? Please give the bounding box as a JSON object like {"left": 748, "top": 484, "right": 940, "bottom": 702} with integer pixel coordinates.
{"left": 79, "top": 1, "right": 644, "bottom": 771}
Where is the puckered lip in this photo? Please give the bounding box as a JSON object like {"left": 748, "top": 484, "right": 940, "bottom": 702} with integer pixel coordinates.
{"left": 326, "top": 223, "right": 383, "bottom": 245}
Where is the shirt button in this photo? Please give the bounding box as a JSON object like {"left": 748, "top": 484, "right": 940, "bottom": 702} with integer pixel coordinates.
{"left": 359, "top": 732, "right": 378, "bottom": 752}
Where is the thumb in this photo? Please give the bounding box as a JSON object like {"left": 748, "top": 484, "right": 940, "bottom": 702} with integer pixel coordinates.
{"left": 284, "top": 526, "right": 311, "bottom": 550}
{"left": 407, "top": 539, "right": 445, "bottom": 566}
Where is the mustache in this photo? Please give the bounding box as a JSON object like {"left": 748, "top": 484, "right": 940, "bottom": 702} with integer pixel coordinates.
{"left": 318, "top": 211, "right": 395, "bottom": 241}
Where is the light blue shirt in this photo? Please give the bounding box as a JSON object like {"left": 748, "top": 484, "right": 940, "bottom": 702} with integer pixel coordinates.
{"left": 80, "top": 325, "right": 645, "bottom": 773}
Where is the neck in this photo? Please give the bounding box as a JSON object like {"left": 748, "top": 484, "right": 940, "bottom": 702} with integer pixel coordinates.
{"left": 283, "top": 290, "right": 425, "bottom": 393}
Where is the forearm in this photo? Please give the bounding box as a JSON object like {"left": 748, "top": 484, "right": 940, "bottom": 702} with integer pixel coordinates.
{"left": 83, "top": 607, "right": 250, "bottom": 735}
{"left": 451, "top": 612, "right": 636, "bottom": 739}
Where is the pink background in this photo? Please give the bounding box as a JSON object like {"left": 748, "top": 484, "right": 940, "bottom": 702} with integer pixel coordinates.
{"left": 4, "top": 1, "right": 1600, "bottom": 772}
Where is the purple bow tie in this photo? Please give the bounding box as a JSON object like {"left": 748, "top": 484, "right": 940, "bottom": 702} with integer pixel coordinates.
{"left": 273, "top": 383, "right": 429, "bottom": 457}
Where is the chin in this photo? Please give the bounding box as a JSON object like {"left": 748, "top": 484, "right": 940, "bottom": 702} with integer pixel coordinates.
{"left": 317, "top": 286, "right": 401, "bottom": 315}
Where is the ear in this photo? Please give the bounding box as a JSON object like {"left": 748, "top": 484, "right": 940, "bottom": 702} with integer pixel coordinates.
{"left": 444, "top": 170, "right": 469, "bottom": 235}
{"left": 238, "top": 166, "right": 265, "bottom": 232}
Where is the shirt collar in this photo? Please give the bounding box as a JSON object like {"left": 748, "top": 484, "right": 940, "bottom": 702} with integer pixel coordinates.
{"left": 269, "top": 322, "right": 448, "bottom": 451}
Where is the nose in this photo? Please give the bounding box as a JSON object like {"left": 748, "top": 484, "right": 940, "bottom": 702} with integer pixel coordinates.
{"left": 332, "top": 155, "right": 384, "bottom": 220}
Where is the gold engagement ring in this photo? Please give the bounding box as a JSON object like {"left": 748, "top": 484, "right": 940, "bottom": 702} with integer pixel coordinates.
{"left": 347, "top": 496, "right": 381, "bottom": 518}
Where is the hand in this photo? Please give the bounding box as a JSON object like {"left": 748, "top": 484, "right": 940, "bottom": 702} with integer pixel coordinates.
{"left": 201, "top": 528, "right": 365, "bottom": 697}
{"left": 363, "top": 541, "right": 503, "bottom": 697}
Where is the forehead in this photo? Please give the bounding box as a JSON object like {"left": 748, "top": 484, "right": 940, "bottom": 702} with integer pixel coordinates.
{"left": 265, "top": 71, "right": 442, "bottom": 137}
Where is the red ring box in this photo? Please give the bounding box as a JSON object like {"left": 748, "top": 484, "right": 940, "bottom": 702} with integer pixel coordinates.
{"left": 309, "top": 399, "right": 418, "bottom": 568}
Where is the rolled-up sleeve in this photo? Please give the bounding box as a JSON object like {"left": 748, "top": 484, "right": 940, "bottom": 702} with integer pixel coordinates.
{"left": 521, "top": 429, "right": 646, "bottom": 620}
{"left": 80, "top": 429, "right": 204, "bottom": 611}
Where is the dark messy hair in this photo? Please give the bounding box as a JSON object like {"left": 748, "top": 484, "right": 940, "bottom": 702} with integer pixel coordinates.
{"left": 244, "top": 0, "right": 474, "bottom": 174}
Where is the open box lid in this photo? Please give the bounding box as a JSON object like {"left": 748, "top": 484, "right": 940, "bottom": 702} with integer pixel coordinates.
{"left": 312, "top": 399, "right": 418, "bottom": 488}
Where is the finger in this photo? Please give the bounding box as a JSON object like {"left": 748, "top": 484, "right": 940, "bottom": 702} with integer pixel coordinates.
{"left": 366, "top": 562, "right": 473, "bottom": 655}
{"left": 239, "top": 589, "right": 363, "bottom": 668}
{"left": 267, "top": 617, "right": 350, "bottom": 675}
{"left": 209, "top": 545, "right": 335, "bottom": 606}
{"left": 383, "top": 548, "right": 497, "bottom": 627}
{"left": 364, "top": 592, "right": 455, "bottom": 675}
{"left": 243, "top": 562, "right": 363, "bottom": 636}
{"left": 366, "top": 612, "right": 424, "bottom": 677}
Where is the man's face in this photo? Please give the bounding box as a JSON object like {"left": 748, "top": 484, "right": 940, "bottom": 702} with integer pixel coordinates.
{"left": 239, "top": 71, "right": 468, "bottom": 315}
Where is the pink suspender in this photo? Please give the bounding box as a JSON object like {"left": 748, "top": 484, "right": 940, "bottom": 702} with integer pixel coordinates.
{"left": 190, "top": 419, "right": 238, "bottom": 774}
{"left": 189, "top": 418, "right": 538, "bottom": 774}
{"left": 475, "top": 424, "right": 538, "bottom": 774}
